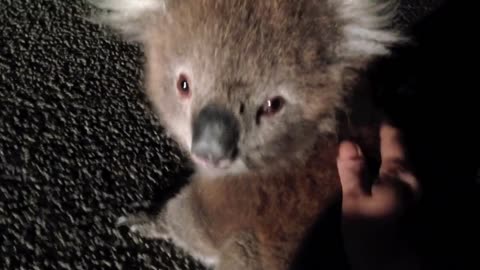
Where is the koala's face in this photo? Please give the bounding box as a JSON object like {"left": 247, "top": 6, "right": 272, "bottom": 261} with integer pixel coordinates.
{"left": 144, "top": 1, "right": 348, "bottom": 176}
{"left": 96, "top": 0, "right": 402, "bottom": 176}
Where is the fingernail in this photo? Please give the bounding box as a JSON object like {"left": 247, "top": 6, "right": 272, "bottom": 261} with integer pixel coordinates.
{"left": 339, "top": 142, "right": 362, "bottom": 160}
{"left": 355, "top": 144, "right": 363, "bottom": 158}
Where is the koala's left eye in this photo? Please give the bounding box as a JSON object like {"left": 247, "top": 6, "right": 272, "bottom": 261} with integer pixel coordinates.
{"left": 177, "top": 74, "right": 191, "bottom": 98}
{"left": 260, "top": 96, "right": 285, "bottom": 117}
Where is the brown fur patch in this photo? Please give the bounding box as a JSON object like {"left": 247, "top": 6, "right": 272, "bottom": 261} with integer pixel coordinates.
{"left": 192, "top": 135, "right": 341, "bottom": 268}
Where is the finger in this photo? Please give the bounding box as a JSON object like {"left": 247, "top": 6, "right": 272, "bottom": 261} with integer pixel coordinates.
{"left": 380, "top": 170, "right": 421, "bottom": 202}
{"left": 367, "top": 182, "right": 407, "bottom": 218}
{"left": 344, "top": 180, "right": 406, "bottom": 220}
{"left": 379, "top": 123, "right": 421, "bottom": 196}
{"left": 380, "top": 123, "right": 406, "bottom": 164}
{"left": 368, "top": 172, "right": 422, "bottom": 216}
{"left": 338, "top": 141, "right": 367, "bottom": 197}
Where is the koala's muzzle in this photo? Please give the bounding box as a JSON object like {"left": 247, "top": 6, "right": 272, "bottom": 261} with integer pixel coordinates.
{"left": 192, "top": 104, "right": 239, "bottom": 167}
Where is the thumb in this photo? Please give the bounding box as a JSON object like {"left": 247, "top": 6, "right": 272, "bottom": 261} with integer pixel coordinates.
{"left": 337, "top": 141, "right": 367, "bottom": 198}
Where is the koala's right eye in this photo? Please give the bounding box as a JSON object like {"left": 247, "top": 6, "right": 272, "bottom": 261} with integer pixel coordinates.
{"left": 177, "top": 74, "right": 191, "bottom": 98}
{"left": 258, "top": 96, "right": 285, "bottom": 119}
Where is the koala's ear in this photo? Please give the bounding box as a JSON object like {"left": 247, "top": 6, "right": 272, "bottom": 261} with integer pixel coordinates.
{"left": 335, "top": 0, "right": 407, "bottom": 58}
{"left": 89, "top": 0, "right": 168, "bottom": 41}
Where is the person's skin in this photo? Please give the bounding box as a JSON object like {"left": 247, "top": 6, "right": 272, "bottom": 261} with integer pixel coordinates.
{"left": 338, "top": 123, "right": 422, "bottom": 270}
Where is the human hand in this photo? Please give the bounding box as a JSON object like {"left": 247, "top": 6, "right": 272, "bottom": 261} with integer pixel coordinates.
{"left": 338, "top": 123, "right": 421, "bottom": 270}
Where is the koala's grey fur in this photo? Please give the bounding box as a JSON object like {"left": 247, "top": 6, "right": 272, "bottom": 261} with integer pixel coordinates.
{"left": 92, "top": 0, "right": 405, "bottom": 269}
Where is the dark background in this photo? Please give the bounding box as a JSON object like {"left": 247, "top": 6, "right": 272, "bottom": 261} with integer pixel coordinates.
{"left": 0, "top": 0, "right": 478, "bottom": 269}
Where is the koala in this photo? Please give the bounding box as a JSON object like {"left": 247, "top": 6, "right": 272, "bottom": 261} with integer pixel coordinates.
{"left": 92, "top": 0, "right": 405, "bottom": 269}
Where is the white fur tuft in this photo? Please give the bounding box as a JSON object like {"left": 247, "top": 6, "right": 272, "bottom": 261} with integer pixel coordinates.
{"left": 335, "top": 0, "right": 406, "bottom": 57}
{"left": 90, "top": 0, "right": 166, "bottom": 40}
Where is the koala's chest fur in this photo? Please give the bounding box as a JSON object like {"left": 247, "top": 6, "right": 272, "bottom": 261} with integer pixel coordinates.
{"left": 186, "top": 136, "right": 342, "bottom": 268}
{"left": 193, "top": 136, "right": 340, "bottom": 237}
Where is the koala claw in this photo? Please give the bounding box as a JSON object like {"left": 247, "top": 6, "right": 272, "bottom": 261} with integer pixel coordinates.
{"left": 115, "top": 211, "right": 169, "bottom": 239}
{"left": 115, "top": 216, "right": 128, "bottom": 227}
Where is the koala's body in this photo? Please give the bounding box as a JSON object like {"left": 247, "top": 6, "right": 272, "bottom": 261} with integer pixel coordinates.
{"left": 93, "top": 0, "right": 404, "bottom": 269}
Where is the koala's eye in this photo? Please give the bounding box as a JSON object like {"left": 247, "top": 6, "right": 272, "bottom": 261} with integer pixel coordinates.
{"left": 177, "top": 74, "right": 190, "bottom": 97}
{"left": 260, "top": 96, "right": 285, "bottom": 117}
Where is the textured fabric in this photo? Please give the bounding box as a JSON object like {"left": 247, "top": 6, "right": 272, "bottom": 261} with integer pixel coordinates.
{"left": 0, "top": 1, "right": 202, "bottom": 269}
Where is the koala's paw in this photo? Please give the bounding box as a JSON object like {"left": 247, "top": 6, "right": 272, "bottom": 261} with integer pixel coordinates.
{"left": 116, "top": 211, "right": 170, "bottom": 239}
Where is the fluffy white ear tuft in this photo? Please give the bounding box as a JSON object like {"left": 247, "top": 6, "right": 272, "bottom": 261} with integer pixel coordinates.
{"left": 90, "top": 0, "right": 167, "bottom": 40}
{"left": 336, "top": 0, "right": 407, "bottom": 57}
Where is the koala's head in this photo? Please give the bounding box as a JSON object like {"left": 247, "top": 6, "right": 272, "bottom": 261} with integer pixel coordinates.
{"left": 94, "top": 0, "right": 404, "bottom": 176}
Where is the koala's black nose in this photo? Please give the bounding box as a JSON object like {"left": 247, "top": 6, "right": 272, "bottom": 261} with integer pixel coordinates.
{"left": 192, "top": 104, "right": 239, "bottom": 166}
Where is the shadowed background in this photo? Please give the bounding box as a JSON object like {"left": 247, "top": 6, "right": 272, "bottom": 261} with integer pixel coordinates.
{"left": 0, "top": 0, "right": 478, "bottom": 269}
